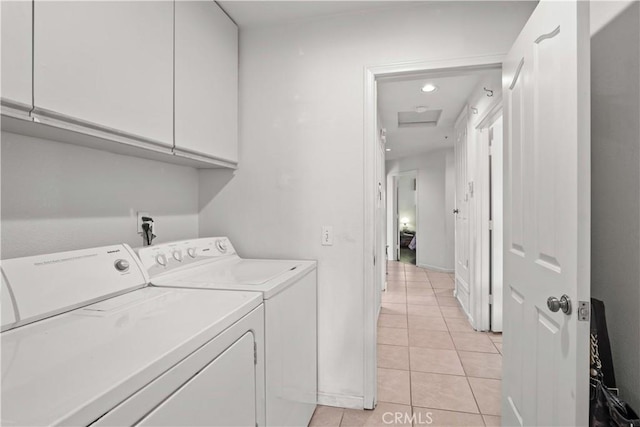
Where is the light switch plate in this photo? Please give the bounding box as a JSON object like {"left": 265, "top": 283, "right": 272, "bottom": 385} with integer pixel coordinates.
{"left": 322, "top": 226, "right": 333, "bottom": 246}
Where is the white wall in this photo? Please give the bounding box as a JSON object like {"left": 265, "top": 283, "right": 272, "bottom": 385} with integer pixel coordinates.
{"left": 397, "top": 175, "right": 416, "bottom": 233}
{"left": 387, "top": 149, "right": 455, "bottom": 271}
{"left": 199, "top": 1, "right": 536, "bottom": 407}
{"left": 1, "top": 132, "right": 199, "bottom": 258}
{"left": 590, "top": 0, "right": 640, "bottom": 412}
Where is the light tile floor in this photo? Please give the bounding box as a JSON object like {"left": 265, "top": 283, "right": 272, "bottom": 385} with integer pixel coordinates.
{"left": 310, "top": 261, "right": 503, "bottom": 427}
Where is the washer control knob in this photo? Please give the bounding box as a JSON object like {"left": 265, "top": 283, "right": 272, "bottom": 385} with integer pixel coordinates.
{"left": 114, "top": 259, "right": 130, "bottom": 272}
{"left": 156, "top": 254, "right": 167, "bottom": 266}
{"left": 187, "top": 248, "right": 197, "bottom": 258}
{"left": 216, "top": 239, "right": 228, "bottom": 253}
{"left": 173, "top": 250, "right": 183, "bottom": 262}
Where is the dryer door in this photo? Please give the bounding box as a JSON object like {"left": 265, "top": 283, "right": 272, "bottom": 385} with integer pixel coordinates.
{"left": 137, "top": 332, "right": 256, "bottom": 426}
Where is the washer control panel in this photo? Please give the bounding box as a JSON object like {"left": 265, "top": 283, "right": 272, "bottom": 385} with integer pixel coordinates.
{"left": 136, "top": 237, "right": 237, "bottom": 278}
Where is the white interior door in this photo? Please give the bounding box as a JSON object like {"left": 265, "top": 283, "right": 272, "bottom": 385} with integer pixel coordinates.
{"left": 454, "top": 117, "right": 471, "bottom": 314}
{"left": 502, "top": 1, "right": 590, "bottom": 426}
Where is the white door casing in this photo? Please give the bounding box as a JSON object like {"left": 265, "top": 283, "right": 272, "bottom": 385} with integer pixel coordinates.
{"left": 394, "top": 177, "right": 399, "bottom": 261}
{"left": 473, "top": 123, "right": 491, "bottom": 332}
{"left": 364, "top": 55, "right": 505, "bottom": 410}
{"left": 490, "top": 116, "right": 504, "bottom": 332}
{"left": 375, "top": 116, "right": 386, "bottom": 310}
{"left": 473, "top": 107, "right": 505, "bottom": 333}
{"left": 502, "top": 1, "right": 590, "bottom": 426}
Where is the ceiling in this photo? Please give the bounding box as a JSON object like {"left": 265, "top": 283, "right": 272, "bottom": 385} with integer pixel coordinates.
{"left": 378, "top": 68, "right": 501, "bottom": 160}
{"left": 218, "top": 1, "right": 416, "bottom": 28}
{"left": 216, "top": 1, "right": 503, "bottom": 161}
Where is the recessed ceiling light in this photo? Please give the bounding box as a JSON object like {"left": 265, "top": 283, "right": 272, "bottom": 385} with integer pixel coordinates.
{"left": 421, "top": 84, "right": 438, "bottom": 93}
{"left": 415, "top": 106, "right": 428, "bottom": 113}
{"left": 385, "top": 148, "right": 391, "bottom": 152}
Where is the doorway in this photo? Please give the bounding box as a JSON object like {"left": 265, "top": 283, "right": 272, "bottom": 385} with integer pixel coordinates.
{"left": 394, "top": 171, "right": 417, "bottom": 265}
{"left": 364, "top": 55, "right": 505, "bottom": 410}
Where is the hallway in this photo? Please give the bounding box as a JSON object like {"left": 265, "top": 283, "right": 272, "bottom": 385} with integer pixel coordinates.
{"left": 310, "top": 261, "right": 502, "bottom": 426}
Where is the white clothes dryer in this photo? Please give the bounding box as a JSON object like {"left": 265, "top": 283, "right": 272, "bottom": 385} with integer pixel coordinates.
{"left": 1, "top": 244, "right": 265, "bottom": 426}
{"left": 136, "top": 237, "right": 317, "bottom": 427}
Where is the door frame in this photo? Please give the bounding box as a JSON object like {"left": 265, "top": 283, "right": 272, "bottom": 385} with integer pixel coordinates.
{"left": 389, "top": 170, "right": 418, "bottom": 263}
{"left": 363, "top": 54, "right": 505, "bottom": 409}
{"left": 474, "top": 100, "right": 504, "bottom": 332}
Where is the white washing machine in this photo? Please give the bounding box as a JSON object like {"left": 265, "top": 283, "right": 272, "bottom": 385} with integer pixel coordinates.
{"left": 1, "top": 244, "right": 265, "bottom": 426}
{"left": 136, "top": 237, "right": 318, "bottom": 427}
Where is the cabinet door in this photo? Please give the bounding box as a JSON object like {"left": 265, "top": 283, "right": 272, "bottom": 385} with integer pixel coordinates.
{"left": 1, "top": 0, "right": 33, "bottom": 119}
{"left": 175, "top": 1, "right": 238, "bottom": 163}
{"left": 34, "top": 1, "right": 173, "bottom": 147}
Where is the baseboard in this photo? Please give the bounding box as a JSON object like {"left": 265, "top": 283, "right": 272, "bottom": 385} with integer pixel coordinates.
{"left": 454, "top": 292, "right": 476, "bottom": 329}
{"left": 317, "top": 392, "right": 364, "bottom": 410}
{"left": 416, "top": 262, "right": 454, "bottom": 273}
{"left": 456, "top": 277, "right": 470, "bottom": 294}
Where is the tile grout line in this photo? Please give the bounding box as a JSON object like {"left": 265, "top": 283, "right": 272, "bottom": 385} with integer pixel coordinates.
{"left": 403, "top": 266, "right": 415, "bottom": 416}
{"left": 384, "top": 263, "right": 499, "bottom": 423}
{"left": 428, "top": 269, "right": 488, "bottom": 421}
{"left": 409, "top": 265, "right": 490, "bottom": 423}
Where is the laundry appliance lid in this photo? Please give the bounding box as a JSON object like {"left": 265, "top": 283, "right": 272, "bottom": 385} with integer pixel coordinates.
{"left": 180, "top": 258, "right": 303, "bottom": 285}
{"left": 1, "top": 287, "right": 262, "bottom": 427}
{"left": 160, "top": 258, "right": 317, "bottom": 299}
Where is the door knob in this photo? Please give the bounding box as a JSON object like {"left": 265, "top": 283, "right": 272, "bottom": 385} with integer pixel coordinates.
{"left": 547, "top": 295, "right": 572, "bottom": 315}
{"left": 453, "top": 209, "right": 459, "bottom": 214}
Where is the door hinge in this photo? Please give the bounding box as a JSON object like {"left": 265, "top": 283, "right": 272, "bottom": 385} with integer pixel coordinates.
{"left": 578, "top": 301, "right": 590, "bottom": 321}
{"left": 373, "top": 254, "right": 376, "bottom": 266}
{"left": 489, "top": 220, "right": 493, "bottom": 230}
{"left": 489, "top": 145, "right": 495, "bottom": 157}
{"left": 489, "top": 294, "right": 493, "bottom": 305}
{"left": 254, "top": 342, "right": 258, "bottom": 365}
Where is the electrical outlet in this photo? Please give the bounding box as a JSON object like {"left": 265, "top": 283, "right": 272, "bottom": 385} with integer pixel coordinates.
{"left": 137, "top": 212, "right": 149, "bottom": 233}
{"left": 322, "top": 226, "right": 333, "bottom": 246}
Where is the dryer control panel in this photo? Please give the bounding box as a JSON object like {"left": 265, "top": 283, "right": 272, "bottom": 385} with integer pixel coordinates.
{"left": 136, "top": 237, "right": 237, "bottom": 278}
{"left": 1, "top": 244, "right": 147, "bottom": 331}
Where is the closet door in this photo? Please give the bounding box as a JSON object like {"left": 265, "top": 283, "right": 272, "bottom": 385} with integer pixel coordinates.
{"left": 174, "top": 1, "right": 238, "bottom": 164}
{"left": 1, "top": 0, "right": 32, "bottom": 119}
{"left": 33, "top": 1, "right": 173, "bottom": 147}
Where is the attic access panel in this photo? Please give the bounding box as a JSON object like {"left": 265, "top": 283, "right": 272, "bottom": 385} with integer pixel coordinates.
{"left": 397, "top": 109, "right": 442, "bottom": 127}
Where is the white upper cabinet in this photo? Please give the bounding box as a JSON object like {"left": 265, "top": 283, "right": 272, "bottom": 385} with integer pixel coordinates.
{"left": 33, "top": 1, "right": 174, "bottom": 148}
{"left": 1, "top": 0, "right": 33, "bottom": 119}
{"left": 175, "top": 1, "right": 238, "bottom": 164}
